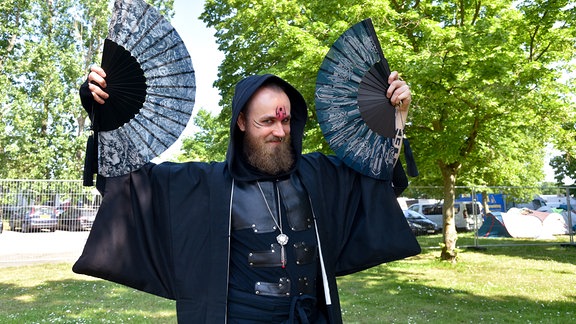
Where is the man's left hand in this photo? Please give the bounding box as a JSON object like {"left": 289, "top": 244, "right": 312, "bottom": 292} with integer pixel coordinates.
{"left": 387, "top": 71, "right": 411, "bottom": 111}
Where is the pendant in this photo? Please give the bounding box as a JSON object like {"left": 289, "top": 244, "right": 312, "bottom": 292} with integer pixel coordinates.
{"left": 276, "top": 233, "right": 289, "bottom": 246}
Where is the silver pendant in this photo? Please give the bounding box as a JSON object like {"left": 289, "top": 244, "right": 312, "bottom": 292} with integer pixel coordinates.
{"left": 276, "top": 233, "right": 289, "bottom": 246}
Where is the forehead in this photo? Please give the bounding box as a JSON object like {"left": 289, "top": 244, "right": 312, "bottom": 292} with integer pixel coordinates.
{"left": 245, "top": 85, "right": 291, "bottom": 117}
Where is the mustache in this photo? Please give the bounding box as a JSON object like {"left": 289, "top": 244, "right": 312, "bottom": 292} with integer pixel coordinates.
{"left": 268, "top": 136, "right": 286, "bottom": 142}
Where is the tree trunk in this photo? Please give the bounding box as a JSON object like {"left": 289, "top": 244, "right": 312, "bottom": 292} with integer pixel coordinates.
{"left": 439, "top": 161, "right": 461, "bottom": 262}
{"left": 481, "top": 191, "right": 490, "bottom": 214}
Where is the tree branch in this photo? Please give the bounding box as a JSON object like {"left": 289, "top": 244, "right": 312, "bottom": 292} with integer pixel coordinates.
{"left": 0, "top": 7, "right": 21, "bottom": 72}
{"left": 471, "top": 0, "right": 481, "bottom": 25}
{"left": 460, "top": 117, "right": 479, "bottom": 157}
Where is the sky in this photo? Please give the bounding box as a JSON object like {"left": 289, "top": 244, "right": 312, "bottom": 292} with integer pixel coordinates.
{"left": 171, "top": 0, "right": 223, "bottom": 114}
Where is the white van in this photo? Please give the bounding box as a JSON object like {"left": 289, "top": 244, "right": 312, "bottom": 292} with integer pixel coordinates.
{"left": 407, "top": 201, "right": 483, "bottom": 231}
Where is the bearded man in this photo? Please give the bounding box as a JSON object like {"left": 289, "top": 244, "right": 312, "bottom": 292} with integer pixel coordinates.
{"left": 74, "top": 66, "right": 420, "bottom": 323}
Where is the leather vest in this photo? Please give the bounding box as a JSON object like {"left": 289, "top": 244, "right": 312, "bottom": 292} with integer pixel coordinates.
{"left": 231, "top": 175, "right": 317, "bottom": 297}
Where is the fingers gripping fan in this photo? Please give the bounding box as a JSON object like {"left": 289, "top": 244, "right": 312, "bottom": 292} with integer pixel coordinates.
{"left": 315, "top": 18, "right": 399, "bottom": 180}
{"left": 87, "top": 0, "right": 195, "bottom": 181}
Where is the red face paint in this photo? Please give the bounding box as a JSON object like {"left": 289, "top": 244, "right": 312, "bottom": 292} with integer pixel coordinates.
{"left": 276, "top": 106, "right": 287, "bottom": 120}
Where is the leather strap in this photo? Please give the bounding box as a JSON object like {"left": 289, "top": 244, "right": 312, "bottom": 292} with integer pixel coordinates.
{"left": 255, "top": 277, "right": 291, "bottom": 297}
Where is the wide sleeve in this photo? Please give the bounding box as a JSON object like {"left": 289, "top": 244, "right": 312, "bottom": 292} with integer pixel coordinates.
{"left": 79, "top": 79, "right": 101, "bottom": 186}
{"left": 299, "top": 153, "right": 420, "bottom": 277}
{"left": 72, "top": 163, "right": 177, "bottom": 299}
{"left": 79, "top": 79, "right": 95, "bottom": 118}
{"left": 392, "top": 161, "right": 409, "bottom": 196}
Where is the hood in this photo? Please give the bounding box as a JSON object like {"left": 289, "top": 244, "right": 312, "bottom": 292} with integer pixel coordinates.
{"left": 226, "top": 74, "right": 308, "bottom": 181}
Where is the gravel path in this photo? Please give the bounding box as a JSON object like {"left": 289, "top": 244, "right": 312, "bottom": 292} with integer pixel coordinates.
{"left": 0, "top": 230, "right": 89, "bottom": 267}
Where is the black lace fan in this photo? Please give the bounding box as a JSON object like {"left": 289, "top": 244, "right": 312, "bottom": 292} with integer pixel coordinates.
{"left": 84, "top": 0, "right": 195, "bottom": 184}
{"left": 315, "top": 18, "right": 398, "bottom": 180}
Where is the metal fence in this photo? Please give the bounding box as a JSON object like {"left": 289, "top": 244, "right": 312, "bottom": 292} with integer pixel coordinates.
{"left": 1, "top": 180, "right": 575, "bottom": 266}
{"left": 0, "top": 179, "right": 101, "bottom": 213}
{"left": 402, "top": 185, "right": 576, "bottom": 249}
{"left": 0, "top": 179, "right": 102, "bottom": 266}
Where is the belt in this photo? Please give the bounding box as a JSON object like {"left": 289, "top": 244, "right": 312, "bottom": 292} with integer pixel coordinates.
{"left": 287, "top": 294, "right": 316, "bottom": 324}
{"left": 228, "top": 288, "right": 321, "bottom": 323}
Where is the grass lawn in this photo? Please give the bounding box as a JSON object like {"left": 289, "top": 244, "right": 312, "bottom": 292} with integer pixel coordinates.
{"left": 1, "top": 233, "right": 574, "bottom": 323}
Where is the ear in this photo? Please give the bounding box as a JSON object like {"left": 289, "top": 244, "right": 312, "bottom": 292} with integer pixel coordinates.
{"left": 237, "top": 112, "right": 247, "bottom": 131}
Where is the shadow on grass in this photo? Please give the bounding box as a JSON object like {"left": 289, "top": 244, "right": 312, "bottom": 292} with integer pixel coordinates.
{"left": 0, "top": 278, "right": 176, "bottom": 323}
{"left": 337, "top": 265, "right": 576, "bottom": 323}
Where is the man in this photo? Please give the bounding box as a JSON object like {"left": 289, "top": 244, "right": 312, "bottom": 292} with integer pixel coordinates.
{"left": 74, "top": 66, "right": 420, "bottom": 323}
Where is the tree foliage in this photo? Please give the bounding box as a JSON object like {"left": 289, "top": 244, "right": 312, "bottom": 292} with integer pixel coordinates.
{"left": 550, "top": 121, "right": 576, "bottom": 188}
{"left": 0, "top": 0, "right": 174, "bottom": 179}
{"left": 401, "top": 0, "right": 575, "bottom": 259}
{"left": 178, "top": 108, "right": 228, "bottom": 162}
{"left": 197, "top": 0, "right": 576, "bottom": 261}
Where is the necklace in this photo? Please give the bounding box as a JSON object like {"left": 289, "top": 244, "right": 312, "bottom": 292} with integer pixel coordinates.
{"left": 257, "top": 182, "right": 288, "bottom": 268}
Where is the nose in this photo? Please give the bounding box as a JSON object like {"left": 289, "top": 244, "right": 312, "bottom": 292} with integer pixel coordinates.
{"left": 272, "top": 121, "right": 287, "bottom": 137}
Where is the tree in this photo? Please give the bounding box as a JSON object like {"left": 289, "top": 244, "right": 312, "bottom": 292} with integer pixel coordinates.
{"left": 550, "top": 121, "right": 576, "bottom": 189}
{"left": 402, "top": 0, "right": 575, "bottom": 260}
{"left": 178, "top": 108, "right": 228, "bottom": 162}
{"left": 0, "top": 0, "right": 32, "bottom": 178}
{"left": 201, "top": 0, "right": 378, "bottom": 154}
{"left": 0, "top": 0, "right": 174, "bottom": 179}
{"left": 197, "top": 0, "right": 575, "bottom": 261}
{"left": 0, "top": 0, "right": 86, "bottom": 179}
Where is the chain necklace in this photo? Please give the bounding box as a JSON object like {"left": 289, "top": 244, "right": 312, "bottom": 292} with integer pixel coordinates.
{"left": 256, "top": 182, "right": 288, "bottom": 268}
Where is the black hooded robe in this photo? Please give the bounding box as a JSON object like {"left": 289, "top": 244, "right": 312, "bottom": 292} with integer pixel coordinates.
{"left": 74, "top": 74, "right": 421, "bottom": 323}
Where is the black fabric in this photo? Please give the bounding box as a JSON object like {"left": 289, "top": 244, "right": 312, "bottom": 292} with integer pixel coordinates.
{"left": 229, "top": 177, "right": 318, "bottom": 297}
{"left": 227, "top": 288, "right": 325, "bottom": 323}
{"left": 79, "top": 80, "right": 94, "bottom": 117}
{"left": 98, "top": 39, "right": 147, "bottom": 131}
{"left": 74, "top": 73, "right": 421, "bottom": 324}
{"left": 298, "top": 153, "right": 418, "bottom": 276}
{"left": 73, "top": 158, "right": 419, "bottom": 323}
{"left": 403, "top": 138, "right": 419, "bottom": 177}
{"left": 80, "top": 81, "right": 97, "bottom": 186}
{"left": 82, "top": 134, "right": 96, "bottom": 186}
{"left": 392, "top": 160, "right": 409, "bottom": 197}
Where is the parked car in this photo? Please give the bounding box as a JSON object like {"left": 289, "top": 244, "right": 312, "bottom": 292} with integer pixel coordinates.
{"left": 407, "top": 201, "right": 483, "bottom": 231}
{"left": 9, "top": 206, "right": 58, "bottom": 232}
{"left": 43, "top": 200, "right": 71, "bottom": 217}
{"left": 57, "top": 207, "right": 97, "bottom": 231}
{"left": 404, "top": 209, "right": 439, "bottom": 235}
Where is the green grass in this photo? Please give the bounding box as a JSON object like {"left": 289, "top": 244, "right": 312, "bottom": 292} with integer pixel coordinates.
{"left": 1, "top": 234, "right": 575, "bottom": 323}
{"left": 339, "top": 234, "right": 576, "bottom": 323}
{"left": 0, "top": 263, "right": 176, "bottom": 323}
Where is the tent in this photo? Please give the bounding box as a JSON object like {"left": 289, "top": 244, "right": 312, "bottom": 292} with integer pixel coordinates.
{"left": 478, "top": 212, "right": 511, "bottom": 238}
{"left": 478, "top": 208, "right": 569, "bottom": 239}
{"left": 537, "top": 206, "right": 576, "bottom": 232}
{"left": 502, "top": 208, "right": 568, "bottom": 239}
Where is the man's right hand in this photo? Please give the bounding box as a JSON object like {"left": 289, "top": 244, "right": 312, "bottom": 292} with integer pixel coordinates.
{"left": 87, "top": 65, "right": 109, "bottom": 105}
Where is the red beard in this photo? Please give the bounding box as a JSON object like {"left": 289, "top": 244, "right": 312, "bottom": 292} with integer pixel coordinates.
{"left": 243, "top": 134, "right": 294, "bottom": 175}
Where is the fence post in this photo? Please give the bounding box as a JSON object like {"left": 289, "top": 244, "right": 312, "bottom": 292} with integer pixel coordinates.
{"left": 566, "top": 187, "right": 574, "bottom": 245}
{"left": 472, "top": 187, "right": 479, "bottom": 248}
